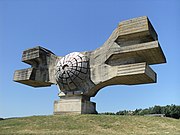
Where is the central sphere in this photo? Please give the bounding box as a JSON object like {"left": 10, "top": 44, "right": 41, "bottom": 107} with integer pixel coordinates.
{"left": 55, "top": 52, "right": 89, "bottom": 91}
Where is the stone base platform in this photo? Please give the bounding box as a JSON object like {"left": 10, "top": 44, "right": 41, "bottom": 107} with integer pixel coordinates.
{"left": 54, "top": 96, "right": 97, "bottom": 114}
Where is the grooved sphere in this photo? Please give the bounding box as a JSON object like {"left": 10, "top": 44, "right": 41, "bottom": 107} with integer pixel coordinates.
{"left": 55, "top": 52, "right": 89, "bottom": 91}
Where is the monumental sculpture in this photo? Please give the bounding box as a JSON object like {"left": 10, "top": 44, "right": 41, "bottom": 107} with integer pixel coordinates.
{"left": 14, "top": 16, "right": 166, "bottom": 114}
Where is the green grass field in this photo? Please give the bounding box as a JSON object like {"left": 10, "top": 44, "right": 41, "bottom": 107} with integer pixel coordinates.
{"left": 0, "top": 115, "right": 180, "bottom": 135}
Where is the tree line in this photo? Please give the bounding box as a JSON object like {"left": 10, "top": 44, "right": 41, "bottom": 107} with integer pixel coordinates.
{"left": 99, "top": 105, "right": 180, "bottom": 119}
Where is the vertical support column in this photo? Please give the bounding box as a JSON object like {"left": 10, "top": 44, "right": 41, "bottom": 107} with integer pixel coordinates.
{"left": 54, "top": 95, "right": 97, "bottom": 114}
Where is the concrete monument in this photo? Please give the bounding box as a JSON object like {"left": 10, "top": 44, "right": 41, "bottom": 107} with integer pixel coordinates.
{"left": 14, "top": 16, "right": 166, "bottom": 114}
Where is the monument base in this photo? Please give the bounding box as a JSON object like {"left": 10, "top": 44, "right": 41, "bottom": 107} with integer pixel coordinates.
{"left": 54, "top": 95, "right": 97, "bottom": 114}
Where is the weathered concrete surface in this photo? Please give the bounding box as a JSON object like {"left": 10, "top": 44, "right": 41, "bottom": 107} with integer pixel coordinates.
{"left": 14, "top": 46, "right": 58, "bottom": 87}
{"left": 14, "top": 16, "right": 166, "bottom": 114}
{"left": 54, "top": 96, "right": 97, "bottom": 114}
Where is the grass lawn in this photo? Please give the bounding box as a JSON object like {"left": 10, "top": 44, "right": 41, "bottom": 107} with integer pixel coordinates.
{"left": 0, "top": 115, "right": 180, "bottom": 135}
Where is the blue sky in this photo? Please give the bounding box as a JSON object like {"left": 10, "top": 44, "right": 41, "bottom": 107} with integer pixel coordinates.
{"left": 0, "top": 0, "right": 179, "bottom": 118}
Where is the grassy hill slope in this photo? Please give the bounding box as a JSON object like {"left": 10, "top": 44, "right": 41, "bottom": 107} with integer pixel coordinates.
{"left": 0, "top": 115, "right": 180, "bottom": 135}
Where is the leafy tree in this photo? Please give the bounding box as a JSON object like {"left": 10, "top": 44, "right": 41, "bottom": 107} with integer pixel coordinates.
{"left": 133, "top": 109, "right": 142, "bottom": 115}
{"left": 151, "top": 105, "right": 162, "bottom": 114}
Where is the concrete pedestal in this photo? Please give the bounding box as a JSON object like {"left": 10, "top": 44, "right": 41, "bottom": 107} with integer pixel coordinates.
{"left": 54, "top": 95, "right": 97, "bottom": 114}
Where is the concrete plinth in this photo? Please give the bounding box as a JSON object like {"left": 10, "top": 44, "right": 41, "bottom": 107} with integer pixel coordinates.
{"left": 54, "top": 96, "right": 97, "bottom": 114}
